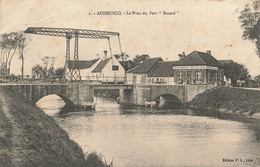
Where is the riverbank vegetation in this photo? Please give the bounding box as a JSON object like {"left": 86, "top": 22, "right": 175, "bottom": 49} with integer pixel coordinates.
{"left": 188, "top": 86, "right": 260, "bottom": 115}
{"left": 0, "top": 86, "right": 110, "bottom": 167}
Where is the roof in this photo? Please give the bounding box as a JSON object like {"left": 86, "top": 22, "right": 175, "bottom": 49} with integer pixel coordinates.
{"left": 219, "top": 60, "right": 233, "bottom": 65}
{"left": 176, "top": 51, "right": 223, "bottom": 67}
{"left": 68, "top": 59, "right": 99, "bottom": 69}
{"left": 127, "top": 57, "right": 163, "bottom": 73}
{"left": 91, "top": 57, "right": 111, "bottom": 73}
{"left": 119, "top": 60, "right": 140, "bottom": 71}
{"left": 148, "top": 61, "right": 178, "bottom": 77}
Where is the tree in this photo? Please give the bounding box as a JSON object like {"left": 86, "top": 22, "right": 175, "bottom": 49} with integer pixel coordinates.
{"left": 114, "top": 52, "right": 129, "bottom": 61}
{"left": 253, "top": 74, "right": 260, "bottom": 87}
{"left": 32, "top": 64, "right": 44, "bottom": 78}
{"left": 0, "top": 32, "right": 29, "bottom": 76}
{"left": 238, "top": 0, "right": 260, "bottom": 58}
{"left": 0, "top": 32, "right": 19, "bottom": 75}
{"left": 55, "top": 67, "right": 64, "bottom": 77}
{"left": 41, "top": 56, "right": 56, "bottom": 78}
{"left": 17, "top": 32, "right": 30, "bottom": 79}
{"left": 133, "top": 54, "right": 149, "bottom": 63}
{"left": 221, "top": 60, "right": 251, "bottom": 86}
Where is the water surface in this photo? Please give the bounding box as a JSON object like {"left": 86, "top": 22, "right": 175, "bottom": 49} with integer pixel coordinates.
{"left": 37, "top": 96, "right": 260, "bottom": 167}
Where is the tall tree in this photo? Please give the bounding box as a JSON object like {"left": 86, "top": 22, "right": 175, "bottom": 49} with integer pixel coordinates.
{"left": 17, "top": 32, "right": 29, "bottom": 79}
{"left": 238, "top": 0, "right": 260, "bottom": 58}
{"left": 0, "top": 32, "right": 19, "bottom": 75}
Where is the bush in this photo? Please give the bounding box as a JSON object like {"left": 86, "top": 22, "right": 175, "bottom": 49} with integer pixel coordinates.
{"left": 84, "top": 151, "right": 110, "bottom": 167}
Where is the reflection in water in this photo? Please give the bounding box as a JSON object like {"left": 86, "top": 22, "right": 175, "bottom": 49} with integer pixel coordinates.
{"left": 38, "top": 96, "right": 260, "bottom": 167}
{"left": 154, "top": 94, "right": 183, "bottom": 109}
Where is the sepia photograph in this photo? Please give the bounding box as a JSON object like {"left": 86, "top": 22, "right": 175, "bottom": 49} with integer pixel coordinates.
{"left": 0, "top": 0, "right": 259, "bottom": 166}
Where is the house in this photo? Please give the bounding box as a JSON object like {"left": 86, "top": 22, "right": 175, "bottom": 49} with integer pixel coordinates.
{"left": 91, "top": 56, "right": 125, "bottom": 83}
{"left": 173, "top": 50, "right": 224, "bottom": 85}
{"left": 126, "top": 57, "right": 163, "bottom": 84}
{"left": 147, "top": 61, "right": 178, "bottom": 84}
{"left": 67, "top": 58, "right": 101, "bottom": 80}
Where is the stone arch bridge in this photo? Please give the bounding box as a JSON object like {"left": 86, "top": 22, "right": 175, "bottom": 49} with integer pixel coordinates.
{"left": 1, "top": 84, "right": 214, "bottom": 109}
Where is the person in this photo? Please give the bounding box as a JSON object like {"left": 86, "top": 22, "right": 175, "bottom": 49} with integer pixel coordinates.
{"left": 116, "top": 97, "right": 120, "bottom": 104}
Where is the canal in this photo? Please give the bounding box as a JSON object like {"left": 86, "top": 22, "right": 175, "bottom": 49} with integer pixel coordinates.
{"left": 37, "top": 95, "right": 260, "bottom": 167}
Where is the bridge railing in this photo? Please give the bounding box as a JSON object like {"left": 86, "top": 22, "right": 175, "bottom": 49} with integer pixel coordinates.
{"left": 129, "top": 77, "right": 177, "bottom": 85}
{"left": 81, "top": 76, "right": 135, "bottom": 85}
{"left": 0, "top": 74, "right": 64, "bottom": 85}
{"left": 0, "top": 75, "right": 135, "bottom": 85}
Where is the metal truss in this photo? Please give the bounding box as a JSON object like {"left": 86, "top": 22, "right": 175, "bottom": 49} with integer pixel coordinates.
{"left": 24, "top": 27, "right": 119, "bottom": 39}
{"left": 24, "top": 27, "right": 121, "bottom": 83}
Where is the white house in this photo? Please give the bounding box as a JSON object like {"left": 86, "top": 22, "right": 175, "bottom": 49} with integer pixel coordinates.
{"left": 91, "top": 56, "right": 125, "bottom": 83}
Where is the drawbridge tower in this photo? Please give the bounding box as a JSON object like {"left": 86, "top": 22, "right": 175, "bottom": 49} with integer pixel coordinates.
{"left": 24, "top": 27, "right": 123, "bottom": 82}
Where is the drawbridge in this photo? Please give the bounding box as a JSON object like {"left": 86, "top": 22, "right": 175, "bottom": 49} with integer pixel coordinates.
{"left": 24, "top": 27, "right": 123, "bottom": 82}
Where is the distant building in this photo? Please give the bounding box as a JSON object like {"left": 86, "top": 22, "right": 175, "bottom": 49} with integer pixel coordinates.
{"left": 219, "top": 60, "right": 234, "bottom": 65}
{"left": 173, "top": 50, "right": 224, "bottom": 85}
{"left": 126, "top": 57, "right": 163, "bottom": 84}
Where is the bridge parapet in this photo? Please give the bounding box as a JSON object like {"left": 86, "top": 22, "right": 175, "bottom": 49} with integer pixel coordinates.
{"left": 2, "top": 84, "right": 95, "bottom": 111}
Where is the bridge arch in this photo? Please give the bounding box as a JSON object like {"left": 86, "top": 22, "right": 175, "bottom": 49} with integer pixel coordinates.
{"left": 36, "top": 94, "right": 75, "bottom": 113}
{"left": 153, "top": 93, "right": 183, "bottom": 109}
{"left": 7, "top": 84, "right": 95, "bottom": 110}
{"left": 150, "top": 85, "right": 185, "bottom": 104}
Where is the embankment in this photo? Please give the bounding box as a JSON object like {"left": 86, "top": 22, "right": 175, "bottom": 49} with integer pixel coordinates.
{"left": 188, "top": 86, "right": 260, "bottom": 115}
{"left": 0, "top": 86, "right": 109, "bottom": 167}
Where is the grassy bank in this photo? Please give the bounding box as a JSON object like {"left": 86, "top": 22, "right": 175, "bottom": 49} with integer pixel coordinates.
{"left": 0, "top": 98, "right": 12, "bottom": 166}
{"left": 188, "top": 86, "right": 260, "bottom": 115}
{"left": 0, "top": 86, "right": 110, "bottom": 167}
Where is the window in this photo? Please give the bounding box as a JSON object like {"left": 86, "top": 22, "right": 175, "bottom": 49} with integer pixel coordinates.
{"left": 207, "top": 70, "right": 210, "bottom": 81}
{"left": 196, "top": 70, "right": 201, "bottom": 81}
{"left": 142, "top": 76, "right": 146, "bottom": 83}
{"left": 178, "top": 71, "right": 183, "bottom": 82}
{"left": 112, "top": 65, "right": 119, "bottom": 70}
{"left": 187, "top": 70, "right": 191, "bottom": 78}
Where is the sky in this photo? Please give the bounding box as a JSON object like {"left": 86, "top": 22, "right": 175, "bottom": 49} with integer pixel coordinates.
{"left": 0, "top": 0, "right": 259, "bottom": 77}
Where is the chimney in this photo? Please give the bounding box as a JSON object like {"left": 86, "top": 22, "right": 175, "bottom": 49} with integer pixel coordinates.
{"left": 178, "top": 52, "right": 186, "bottom": 60}
{"left": 206, "top": 50, "right": 211, "bottom": 55}
{"left": 104, "top": 50, "right": 107, "bottom": 59}
{"left": 178, "top": 54, "right": 183, "bottom": 60}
